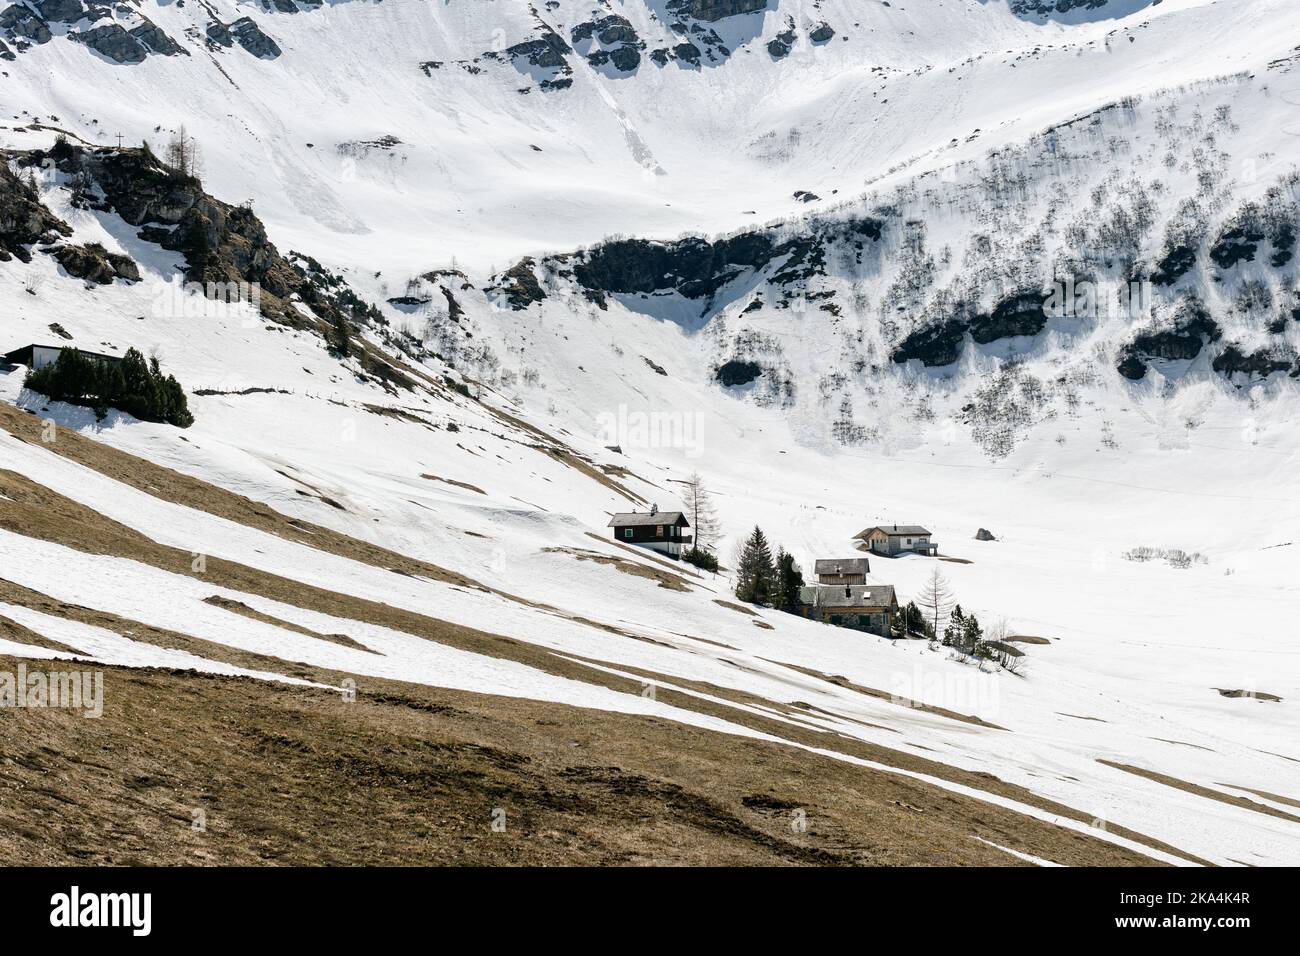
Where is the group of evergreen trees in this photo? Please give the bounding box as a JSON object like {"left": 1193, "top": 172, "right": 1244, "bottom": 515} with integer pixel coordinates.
{"left": 943, "top": 605, "right": 988, "bottom": 657}
{"left": 733, "top": 526, "right": 806, "bottom": 614}
{"left": 25, "top": 347, "right": 194, "bottom": 428}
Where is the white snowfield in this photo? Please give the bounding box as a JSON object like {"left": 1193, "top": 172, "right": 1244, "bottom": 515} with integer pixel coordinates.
{"left": 1, "top": 0, "right": 1298, "bottom": 865}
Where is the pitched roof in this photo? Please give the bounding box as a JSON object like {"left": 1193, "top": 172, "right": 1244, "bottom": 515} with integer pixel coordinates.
{"left": 855, "top": 525, "right": 931, "bottom": 538}
{"left": 814, "top": 558, "right": 870, "bottom": 576}
{"left": 607, "top": 511, "right": 688, "bottom": 527}
{"left": 799, "top": 584, "right": 897, "bottom": 608}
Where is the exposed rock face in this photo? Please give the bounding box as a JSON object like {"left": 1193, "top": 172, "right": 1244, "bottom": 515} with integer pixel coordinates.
{"left": 975, "top": 528, "right": 997, "bottom": 541}
{"left": 493, "top": 258, "right": 546, "bottom": 310}
{"left": 565, "top": 218, "right": 881, "bottom": 304}
{"left": 1, "top": 4, "right": 52, "bottom": 45}
{"left": 766, "top": 26, "right": 795, "bottom": 59}
{"left": 1117, "top": 301, "right": 1221, "bottom": 379}
{"left": 130, "top": 18, "right": 185, "bottom": 57}
{"left": 33, "top": 0, "right": 84, "bottom": 24}
{"left": 715, "top": 360, "right": 763, "bottom": 386}
{"left": 1211, "top": 345, "right": 1295, "bottom": 379}
{"left": 809, "top": 23, "right": 835, "bottom": 43}
{"left": 47, "top": 242, "right": 141, "bottom": 283}
{"left": 230, "top": 16, "right": 281, "bottom": 59}
{"left": 1010, "top": 0, "right": 1125, "bottom": 14}
{"left": 571, "top": 14, "right": 643, "bottom": 72}
{"left": 892, "top": 318, "right": 968, "bottom": 367}
{"left": 893, "top": 290, "right": 1048, "bottom": 366}
{"left": 0, "top": 159, "right": 72, "bottom": 262}
{"left": 670, "top": 0, "right": 769, "bottom": 22}
{"left": 71, "top": 24, "right": 148, "bottom": 64}
{"left": 207, "top": 16, "right": 281, "bottom": 58}
{"left": 969, "top": 291, "right": 1048, "bottom": 344}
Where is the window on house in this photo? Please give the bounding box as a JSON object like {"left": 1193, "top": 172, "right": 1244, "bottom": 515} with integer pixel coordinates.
{"left": 624, "top": 529, "right": 633, "bottom": 539}
{"left": 656, "top": 525, "right": 664, "bottom": 537}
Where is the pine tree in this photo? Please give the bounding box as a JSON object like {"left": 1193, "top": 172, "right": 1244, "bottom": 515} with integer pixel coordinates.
{"left": 944, "top": 604, "right": 966, "bottom": 646}
{"left": 773, "top": 549, "right": 806, "bottom": 613}
{"left": 735, "top": 526, "right": 775, "bottom": 605}
{"left": 963, "top": 613, "right": 984, "bottom": 656}
{"left": 329, "top": 312, "right": 352, "bottom": 358}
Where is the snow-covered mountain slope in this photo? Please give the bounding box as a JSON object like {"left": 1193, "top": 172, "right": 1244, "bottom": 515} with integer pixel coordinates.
{"left": 2, "top": 0, "right": 1293, "bottom": 273}
{"left": 2, "top": 0, "right": 1299, "bottom": 865}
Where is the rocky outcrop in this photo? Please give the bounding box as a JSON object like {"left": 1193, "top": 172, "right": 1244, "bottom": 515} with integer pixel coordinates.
{"left": 669, "top": 0, "right": 768, "bottom": 22}
{"left": 70, "top": 24, "right": 148, "bottom": 64}
{"left": 969, "top": 291, "right": 1048, "bottom": 344}
{"left": 1211, "top": 345, "right": 1295, "bottom": 379}
{"left": 809, "top": 23, "right": 835, "bottom": 43}
{"left": 975, "top": 528, "right": 997, "bottom": 541}
{"left": 1010, "top": 0, "right": 1131, "bottom": 14}
{"left": 1, "top": 4, "right": 51, "bottom": 46}
{"left": 130, "top": 18, "right": 185, "bottom": 57}
{"left": 230, "top": 17, "right": 280, "bottom": 58}
{"left": 715, "top": 360, "right": 763, "bottom": 386}
{"left": 571, "top": 14, "right": 643, "bottom": 72}
{"left": 1117, "top": 301, "right": 1221, "bottom": 380}
{"left": 33, "top": 0, "right": 83, "bottom": 23}
{"left": 766, "top": 25, "right": 795, "bottom": 59}
{"left": 566, "top": 218, "right": 881, "bottom": 304}
{"left": 492, "top": 258, "right": 546, "bottom": 311}
{"left": 207, "top": 16, "right": 281, "bottom": 58}
{"left": 892, "top": 318, "right": 968, "bottom": 368}
{"left": 893, "top": 291, "right": 1048, "bottom": 367}
{"left": 47, "top": 241, "right": 141, "bottom": 283}
{"left": 0, "top": 158, "right": 72, "bottom": 262}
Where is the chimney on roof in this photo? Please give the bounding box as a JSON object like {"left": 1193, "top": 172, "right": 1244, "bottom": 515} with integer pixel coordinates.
{"left": 650, "top": 503, "right": 659, "bottom": 515}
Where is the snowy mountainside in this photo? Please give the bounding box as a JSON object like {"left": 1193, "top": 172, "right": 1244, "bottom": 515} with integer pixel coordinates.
{"left": 0, "top": 0, "right": 1299, "bottom": 865}
{"left": 1, "top": 0, "right": 1290, "bottom": 274}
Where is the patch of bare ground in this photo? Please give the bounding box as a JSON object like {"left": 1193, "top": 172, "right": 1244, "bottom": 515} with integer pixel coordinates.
{"left": 0, "top": 613, "right": 82, "bottom": 654}
{"left": 1217, "top": 786, "right": 1300, "bottom": 811}
{"left": 0, "top": 652, "right": 1167, "bottom": 866}
{"left": 1009, "top": 635, "right": 1052, "bottom": 645}
{"left": 1098, "top": 761, "right": 1300, "bottom": 825}
{"left": 1214, "top": 688, "right": 1282, "bottom": 701}
{"left": 486, "top": 405, "right": 647, "bottom": 505}
{"left": 584, "top": 532, "right": 708, "bottom": 581}
{"left": 1149, "top": 737, "right": 1214, "bottom": 752}
{"left": 713, "top": 599, "right": 757, "bottom": 616}
{"left": 937, "top": 556, "right": 973, "bottom": 565}
{"left": 769, "top": 660, "right": 1009, "bottom": 732}
{"left": 201, "top": 596, "right": 380, "bottom": 654}
{"left": 543, "top": 546, "right": 692, "bottom": 592}
{"left": 0, "top": 404, "right": 482, "bottom": 592}
{"left": 421, "top": 474, "right": 487, "bottom": 495}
